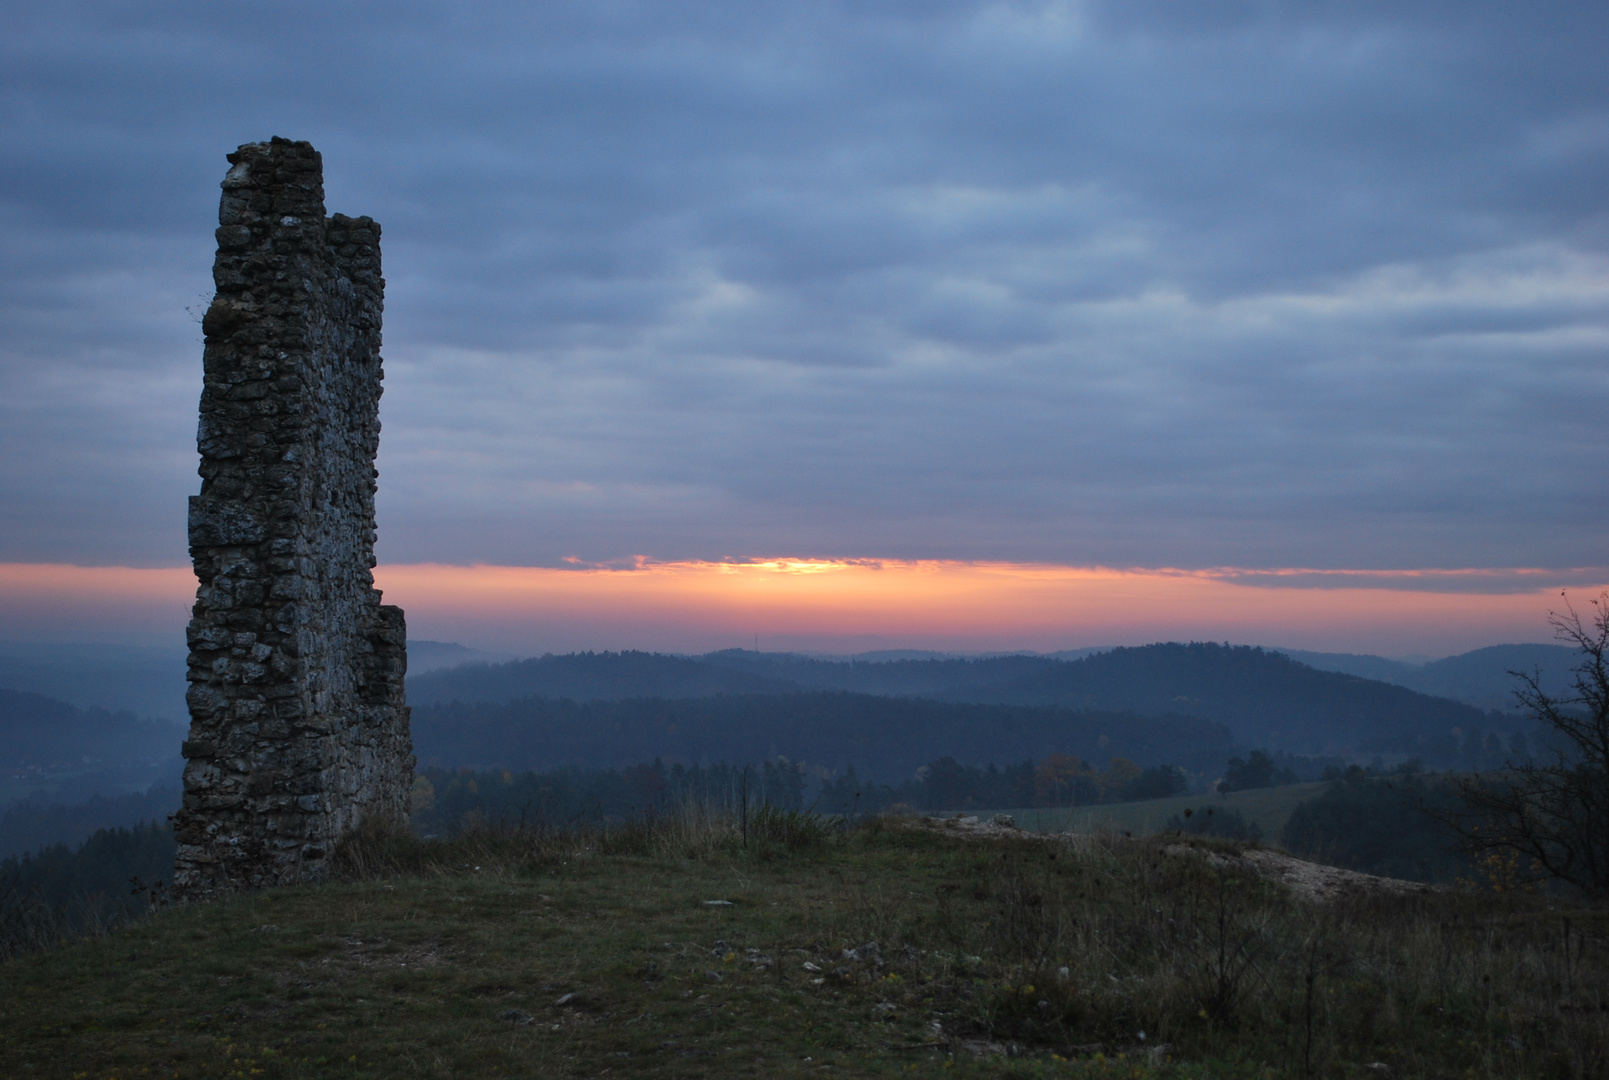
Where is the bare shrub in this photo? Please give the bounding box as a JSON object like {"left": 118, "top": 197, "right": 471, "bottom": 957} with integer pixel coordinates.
{"left": 1441, "top": 592, "right": 1609, "bottom": 895}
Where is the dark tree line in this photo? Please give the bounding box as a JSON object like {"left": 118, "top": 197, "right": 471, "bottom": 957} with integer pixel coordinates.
{"left": 410, "top": 691, "right": 1235, "bottom": 781}
{"left": 1281, "top": 774, "right": 1473, "bottom": 884}
{"left": 413, "top": 753, "right": 1193, "bottom": 833}
{"left": 0, "top": 821, "right": 176, "bottom": 955}
{"left": 812, "top": 755, "right": 1187, "bottom": 815}
{"left": 0, "top": 785, "right": 180, "bottom": 859}
{"left": 412, "top": 758, "right": 808, "bottom": 835}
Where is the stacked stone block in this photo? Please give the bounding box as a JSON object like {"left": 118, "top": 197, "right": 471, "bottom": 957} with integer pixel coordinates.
{"left": 175, "top": 138, "right": 412, "bottom": 897}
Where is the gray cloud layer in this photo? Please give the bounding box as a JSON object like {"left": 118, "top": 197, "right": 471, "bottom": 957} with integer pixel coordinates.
{"left": 2, "top": 0, "right": 1605, "bottom": 570}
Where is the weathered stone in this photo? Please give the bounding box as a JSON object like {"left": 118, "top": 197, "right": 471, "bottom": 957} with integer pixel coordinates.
{"left": 175, "top": 138, "right": 412, "bottom": 900}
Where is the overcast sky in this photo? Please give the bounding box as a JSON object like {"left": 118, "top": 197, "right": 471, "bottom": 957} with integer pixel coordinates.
{"left": 2, "top": 0, "right": 1606, "bottom": 582}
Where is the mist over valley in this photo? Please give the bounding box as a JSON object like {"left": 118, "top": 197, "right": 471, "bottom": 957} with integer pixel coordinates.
{"left": 0, "top": 636, "right": 1571, "bottom": 866}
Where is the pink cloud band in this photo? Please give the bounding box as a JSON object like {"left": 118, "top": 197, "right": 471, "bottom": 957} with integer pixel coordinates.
{"left": 2, "top": 560, "right": 1599, "bottom": 658}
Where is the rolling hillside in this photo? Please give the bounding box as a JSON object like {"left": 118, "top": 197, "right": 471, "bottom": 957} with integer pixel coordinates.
{"left": 410, "top": 644, "right": 1505, "bottom": 759}
{"left": 0, "top": 689, "right": 182, "bottom": 769}
{"left": 943, "top": 643, "right": 1496, "bottom": 754}
{"left": 411, "top": 692, "right": 1236, "bottom": 781}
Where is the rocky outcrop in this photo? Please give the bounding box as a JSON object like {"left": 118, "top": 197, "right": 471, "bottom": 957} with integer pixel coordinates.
{"left": 174, "top": 138, "right": 412, "bottom": 898}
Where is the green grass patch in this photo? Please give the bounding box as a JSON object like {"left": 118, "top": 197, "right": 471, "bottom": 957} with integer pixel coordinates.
{"left": 0, "top": 812, "right": 1605, "bottom": 1079}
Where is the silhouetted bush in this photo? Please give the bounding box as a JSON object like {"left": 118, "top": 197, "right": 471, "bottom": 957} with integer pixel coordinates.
{"left": 1123, "top": 764, "right": 1189, "bottom": 800}
{"left": 1217, "top": 750, "right": 1298, "bottom": 793}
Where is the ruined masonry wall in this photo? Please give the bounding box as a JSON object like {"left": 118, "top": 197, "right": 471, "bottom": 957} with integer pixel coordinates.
{"left": 175, "top": 138, "right": 412, "bottom": 897}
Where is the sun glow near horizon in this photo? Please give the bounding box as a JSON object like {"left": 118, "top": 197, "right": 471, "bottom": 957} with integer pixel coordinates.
{"left": 1, "top": 558, "right": 1601, "bottom": 658}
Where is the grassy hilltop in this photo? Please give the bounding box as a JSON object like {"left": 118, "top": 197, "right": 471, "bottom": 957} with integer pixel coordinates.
{"left": 2, "top": 814, "right": 1606, "bottom": 1079}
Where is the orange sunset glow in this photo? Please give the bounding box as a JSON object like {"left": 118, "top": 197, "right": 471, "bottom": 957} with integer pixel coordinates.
{"left": 2, "top": 560, "right": 1599, "bottom": 657}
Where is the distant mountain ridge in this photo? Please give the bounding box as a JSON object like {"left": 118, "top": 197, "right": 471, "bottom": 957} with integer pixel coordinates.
{"left": 408, "top": 640, "right": 511, "bottom": 675}
{"left": 0, "top": 643, "right": 189, "bottom": 723}
{"left": 1277, "top": 643, "right": 1577, "bottom": 711}
{"left": 938, "top": 642, "right": 1494, "bottom": 754}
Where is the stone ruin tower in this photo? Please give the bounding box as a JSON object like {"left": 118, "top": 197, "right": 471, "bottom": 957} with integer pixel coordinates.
{"left": 174, "top": 138, "right": 413, "bottom": 897}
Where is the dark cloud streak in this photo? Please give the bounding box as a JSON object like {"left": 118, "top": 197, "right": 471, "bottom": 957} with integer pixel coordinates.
{"left": 1, "top": 0, "right": 1605, "bottom": 574}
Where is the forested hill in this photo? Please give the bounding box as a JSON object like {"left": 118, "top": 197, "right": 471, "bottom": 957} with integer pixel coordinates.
{"left": 408, "top": 645, "right": 1502, "bottom": 758}
{"left": 406, "top": 649, "right": 1063, "bottom": 705}
{"left": 410, "top": 692, "right": 1235, "bottom": 781}
{"left": 0, "top": 689, "right": 183, "bottom": 768}
{"left": 696, "top": 650, "right": 1057, "bottom": 698}
{"left": 944, "top": 643, "right": 1492, "bottom": 754}
{"left": 406, "top": 650, "right": 802, "bottom": 705}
